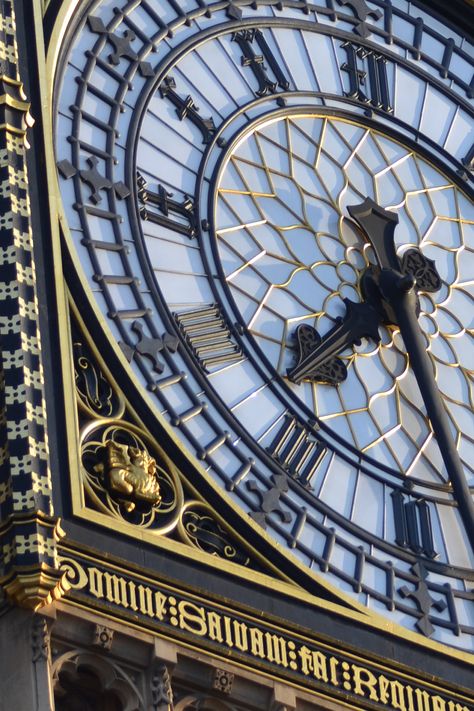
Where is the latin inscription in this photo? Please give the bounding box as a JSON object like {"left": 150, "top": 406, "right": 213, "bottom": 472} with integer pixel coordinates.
{"left": 59, "top": 554, "right": 472, "bottom": 711}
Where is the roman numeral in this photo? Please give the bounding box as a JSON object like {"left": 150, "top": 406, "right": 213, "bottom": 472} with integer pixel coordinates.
{"left": 174, "top": 304, "right": 243, "bottom": 371}
{"left": 267, "top": 415, "right": 326, "bottom": 487}
{"left": 391, "top": 491, "right": 437, "bottom": 559}
{"left": 341, "top": 42, "right": 393, "bottom": 113}
{"left": 137, "top": 172, "right": 197, "bottom": 238}
{"left": 233, "top": 29, "right": 290, "bottom": 97}
{"left": 159, "top": 76, "right": 223, "bottom": 145}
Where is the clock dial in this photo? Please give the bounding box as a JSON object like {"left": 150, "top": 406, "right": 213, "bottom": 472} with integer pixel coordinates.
{"left": 54, "top": 0, "right": 474, "bottom": 648}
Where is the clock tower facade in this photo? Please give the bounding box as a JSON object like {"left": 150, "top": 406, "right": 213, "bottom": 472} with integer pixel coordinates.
{"left": 0, "top": 0, "right": 473, "bottom": 709}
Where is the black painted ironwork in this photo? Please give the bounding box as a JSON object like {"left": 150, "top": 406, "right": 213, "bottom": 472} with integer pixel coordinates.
{"left": 335, "top": 0, "right": 382, "bottom": 38}
{"left": 56, "top": 0, "right": 474, "bottom": 642}
{"left": 287, "top": 302, "right": 380, "bottom": 384}
{"left": 267, "top": 415, "right": 327, "bottom": 487}
{"left": 181, "top": 506, "right": 251, "bottom": 565}
{"left": 400, "top": 250, "right": 442, "bottom": 294}
{"left": 79, "top": 156, "right": 113, "bottom": 204}
{"left": 119, "top": 321, "right": 178, "bottom": 374}
{"left": 411, "top": 16, "right": 424, "bottom": 61}
{"left": 137, "top": 172, "right": 197, "bottom": 238}
{"left": 391, "top": 490, "right": 437, "bottom": 559}
{"left": 73, "top": 342, "right": 118, "bottom": 419}
{"left": 159, "top": 75, "right": 221, "bottom": 144}
{"left": 399, "top": 563, "right": 447, "bottom": 637}
{"left": 174, "top": 304, "right": 243, "bottom": 371}
{"left": 226, "top": 3, "right": 243, "bottom": 20}
{"left": 348, "top": 197, "right": 474, "bottom": 547}
{"left": 247, "top": 473, "right": 292, "bottom": 528}
{"left": 341, "top": 42, "right": 393, "bottom": 113}
{"left": 88, "top": 15, "right": 139, "bottom": 65}
{"left": 232, "top": 29, "right": 290, "bottom": 97}
{"left": 57, "top": 157, "right": 130, "bottom": 204}
{"left": 462, "top": 142, "right": 474, "bottom": 174}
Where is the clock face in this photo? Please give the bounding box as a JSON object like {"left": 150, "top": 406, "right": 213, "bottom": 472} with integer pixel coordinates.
{"left": 212, "top": 112, "right": 472, "bottom": 486}
{"left": 54, "top": 0, "right": 474, "bottom": 648}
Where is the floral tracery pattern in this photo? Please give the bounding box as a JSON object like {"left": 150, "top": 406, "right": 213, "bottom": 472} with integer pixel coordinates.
{"left": 216, "top": 115, "right": 473, "bottom": 487}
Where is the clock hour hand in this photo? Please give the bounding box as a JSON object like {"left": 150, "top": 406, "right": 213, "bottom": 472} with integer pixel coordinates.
{"left": 287, "top": 299, "right": 381, "bottom": 385}
{"left": 347, "top": 197, "right": 474, "bottom": 545}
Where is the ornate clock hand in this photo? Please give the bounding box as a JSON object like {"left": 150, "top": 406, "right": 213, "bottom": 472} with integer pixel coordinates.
{"left": 348, "top": 198, "right": 474, "bottom": 545}
{"left": 287, "top": 300, "right": 380, "bottom": 384}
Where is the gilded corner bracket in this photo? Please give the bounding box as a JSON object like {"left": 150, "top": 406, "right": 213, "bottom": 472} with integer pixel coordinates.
{"left": 0, "top": 0, "right": 66, "bottom": 609}
{"left": 70, "top": 304, "right": 273, "bottom": 577}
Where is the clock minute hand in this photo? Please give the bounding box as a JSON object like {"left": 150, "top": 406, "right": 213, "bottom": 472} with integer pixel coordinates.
{"left": 287, "top": 299, "right": 380, "bottom": 385}
{"left": 347, "top": 198, "right": 474, "bottom": 545}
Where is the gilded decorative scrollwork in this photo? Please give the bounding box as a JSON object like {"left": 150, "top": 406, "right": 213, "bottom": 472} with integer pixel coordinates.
{"left": 81, "top": 421, "right": 183, "bottom": 533}
{"left": 71, "top": 313, "right": 256, "bottom": 569}
{"left": 178, "top": 502, "right": 250, "bottom": 567}
{"left": 73, "top": 333, "right": 125, "bottom": 421}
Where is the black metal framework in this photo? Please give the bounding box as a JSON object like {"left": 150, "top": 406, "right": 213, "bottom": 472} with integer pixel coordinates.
{"left": 54, "top": 0, "right": 474, "bottom": 644}
{"left": 391, "top": 490, "right": 437, "bottom": 559}
{"left": 232, "top": 28, "right": 290, "bottom": 98}
{"left": 341, "top": 41, "right": 393, "bottom": 113}
{"left": 267, "top": 415, "right": 327, "bottom": 487}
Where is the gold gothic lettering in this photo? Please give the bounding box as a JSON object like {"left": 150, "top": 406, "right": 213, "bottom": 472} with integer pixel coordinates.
{"left": 88, "top": 567, "right": 104, "bottom": 599}
{"left": 128, "top": 580, "right": 138, "bottom": 612}
{"left": 178, "top": 601, "right": 207, "bottom": 636}
{"left": 264, "top": 632, "right": 288, "bottom": 668}
{"left": 233, "top": 620, "right": 249, "bottom": 652}
{"left": 378, "top": 675, "right": 391, "bottom": 705}
{"left": 57, "top": 557, "right": 472, "bottom": 711}
{"left": 329, "top": 656, "right": 339, "bottom": 687}
{"left": 352, "top": 664, "right": 379, "bottom": 702}
{"left": 207, "top": 611, "right": 223, "bottom": 643}
{"left": 103, "top": 572, "right": 129, "bottom": 608}
{"left": 249, "top": 626, "right": 266, "bottom": 658}
{"left": 391, "top": 679, "right": 407, "bottom": 711}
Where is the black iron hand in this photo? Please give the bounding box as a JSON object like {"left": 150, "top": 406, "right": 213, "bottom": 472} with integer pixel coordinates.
{"left": 287, "top": 300, "right": 380, "bottom": 384}
{"left": 347, "top": 197, "right": 474, "bottom": 545}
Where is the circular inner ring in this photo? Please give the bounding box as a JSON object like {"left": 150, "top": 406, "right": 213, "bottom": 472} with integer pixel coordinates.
{"left": 212, "top": 113, "right": 473, "bottom": 487}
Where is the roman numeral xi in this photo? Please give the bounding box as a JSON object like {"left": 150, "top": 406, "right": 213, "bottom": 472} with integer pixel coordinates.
{"left": 233, "top": 29, "right": 290, "bottom": 98}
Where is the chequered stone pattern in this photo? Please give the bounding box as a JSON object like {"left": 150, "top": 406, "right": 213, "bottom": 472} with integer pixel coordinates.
{"left": 0, "top": 1, "right": 55, "bottom": 582}
{"left": 0, "top": 7, "right": 18, "bottom": 78}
